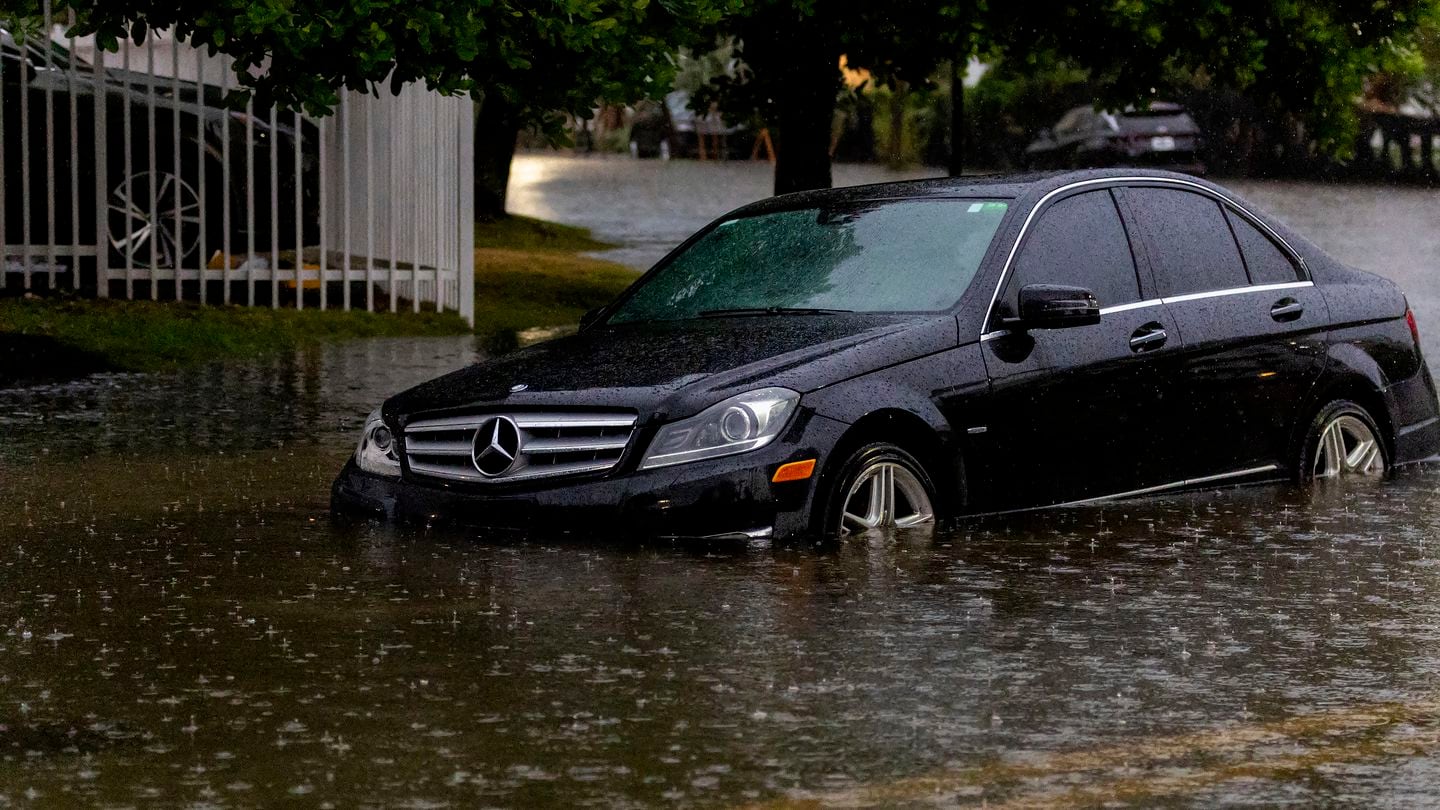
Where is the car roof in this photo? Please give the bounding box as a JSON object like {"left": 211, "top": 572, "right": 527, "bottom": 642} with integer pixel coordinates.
{"left": 731, "top": 169, "right": 1223, "bottom": 217}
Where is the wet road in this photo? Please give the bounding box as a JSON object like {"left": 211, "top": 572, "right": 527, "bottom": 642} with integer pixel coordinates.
{"left": 6, "top": 158, "right": 1440, "bottom": 806}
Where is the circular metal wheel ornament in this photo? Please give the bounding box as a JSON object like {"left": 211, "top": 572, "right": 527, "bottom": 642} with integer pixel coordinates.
{"left": 108, "top": 170, "right": 203, "bottom": 270}
{"left": 839, "top": 461, "right": 935, "bottom": 534}
{"left": 1312, "top": 414, "right": 1384, "bottom": 479}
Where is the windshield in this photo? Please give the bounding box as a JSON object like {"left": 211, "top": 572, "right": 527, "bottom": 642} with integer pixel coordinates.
{"left": 606, "top": 198, "right": 1009, "bottom": 324}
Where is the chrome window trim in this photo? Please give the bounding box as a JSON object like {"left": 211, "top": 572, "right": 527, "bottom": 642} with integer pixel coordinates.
{"left": 1099, "top": 298, "right": 1163, "bottom": 315}
{"left": 980, "top": 176, "right": 1309, "bottom": 340}
{"left": 1161, "top": 279, "right": 1311, "bottom": 305}
{"left": 976, "top": 280, "right": 1315, "bottom": 343}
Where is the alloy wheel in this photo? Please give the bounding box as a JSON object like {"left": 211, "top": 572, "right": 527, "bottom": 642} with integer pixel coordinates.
{"left": 1312, "top": 414, "right": 1384, "bottom": 478}
{"left": 839, "top": 461, "right": 935, "bottom": 534}
{"left": 108, "top": 170, "right": 203, "bottom": 269}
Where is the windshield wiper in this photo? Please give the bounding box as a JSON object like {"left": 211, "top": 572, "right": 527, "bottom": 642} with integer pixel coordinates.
{"left": 698, "top": 307, "right": 853, "bottom": 318}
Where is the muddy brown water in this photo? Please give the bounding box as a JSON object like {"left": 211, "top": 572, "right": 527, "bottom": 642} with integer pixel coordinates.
{"left": 4, "top": 157, "right": 1440, "bottom": 806}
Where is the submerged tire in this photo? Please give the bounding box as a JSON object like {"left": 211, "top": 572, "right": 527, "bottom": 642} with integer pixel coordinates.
{"left": 1299, "top": 400, "right": 1388, "bottom": 481}
{"left": 823, "top": 442, "right": 938, "bottom": 536}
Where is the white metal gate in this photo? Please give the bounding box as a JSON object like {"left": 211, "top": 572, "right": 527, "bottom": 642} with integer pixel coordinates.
{"left": 1, "top": 4, "right": 474, "bottom": 324}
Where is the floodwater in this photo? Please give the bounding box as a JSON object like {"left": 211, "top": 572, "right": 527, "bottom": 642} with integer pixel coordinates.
{"left": 5, "top": 156, "right": 1440, "bottom": 806}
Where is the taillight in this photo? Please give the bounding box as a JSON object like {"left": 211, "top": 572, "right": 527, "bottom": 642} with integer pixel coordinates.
{"left": 1407, "top": 308, "right": 1421, "bottom": 345}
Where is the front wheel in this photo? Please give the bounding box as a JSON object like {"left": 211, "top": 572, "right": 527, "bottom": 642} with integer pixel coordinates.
{"left": 824, "top": 443, "right": 938, "bottom": 536}
{"left": 1300, "top": 400, "right": 1388, "bottom": 481}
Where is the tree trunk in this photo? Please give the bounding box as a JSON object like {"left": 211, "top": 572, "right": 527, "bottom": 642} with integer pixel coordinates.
{"left": 949, "top": 59, "right": 966, "bottom": 177}
{"left": 771, "top": 64, "right": 839, "bottom": 195}
{"left": 474, "top": 95, "right": 520, "bottom": 221}
{"left": 887, "top": 82, "right": 908, "bottom": 168}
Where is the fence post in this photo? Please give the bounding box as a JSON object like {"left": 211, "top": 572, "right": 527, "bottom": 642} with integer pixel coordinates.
{"left": 1, "top": 20, "right": 7, "bottom": 293}
{"left": 68, "top": 14, "right": 82, "bottom": 295}
{"left": 458, "top": 101, "right": 475, "bottom": 326}
{"left": 43, "top": 0, "right": 57, "bottom": 290}
{"left": 92, "top": 25, "right": 108, "bottom": 298}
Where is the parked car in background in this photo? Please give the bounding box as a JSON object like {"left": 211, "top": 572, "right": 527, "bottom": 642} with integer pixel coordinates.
{"left": 628, "top": 90, "right": 752, "bottom": 160}
{"left": 334, "top": 169, "right": 1439, "bottom": 541}
{"left": 1024, "top": 102, "right": 1205, "bottom": 174}
{"left": 1, "top": 28, "right": 318, "bottom": 272}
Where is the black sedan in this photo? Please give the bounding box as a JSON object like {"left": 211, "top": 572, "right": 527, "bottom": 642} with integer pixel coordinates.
{"left": 333, "top": 169, "right": 1440, "bottom": 540}
{"left": 1024, "top": 102, "right": 1205, "bottom": 175}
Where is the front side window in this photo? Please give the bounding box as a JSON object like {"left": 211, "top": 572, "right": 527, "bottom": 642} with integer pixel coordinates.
{"left": 1128, "top": 187, "right": 1248, "bottom": 297}
{"left": 999, "top": 189, "right": 1141, "bottom": 316}
{"left": 605, "top": 199, "right": 1010, "bottom": 324}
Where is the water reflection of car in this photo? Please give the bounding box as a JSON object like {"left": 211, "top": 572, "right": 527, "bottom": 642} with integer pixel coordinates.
{"left": 1, "top": 29, "right": 318, "bottom": 271}
{"left": 628, "top": 90, "right": 752, "bottom": 160}
{"left": 1024, "top": 102, "right": 1205, "bottom": 174}
{"left": 334, "top": 169, "right": 1439, "bottom": 541}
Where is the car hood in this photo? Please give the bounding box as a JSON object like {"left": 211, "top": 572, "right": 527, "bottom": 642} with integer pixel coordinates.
{"left": 385, "top": 314, "right": 957, "bottom": 424}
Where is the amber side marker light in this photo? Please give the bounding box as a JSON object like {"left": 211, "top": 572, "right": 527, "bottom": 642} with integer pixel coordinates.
{"left": 772, "top": 459, "right": 817, "bottom": 483}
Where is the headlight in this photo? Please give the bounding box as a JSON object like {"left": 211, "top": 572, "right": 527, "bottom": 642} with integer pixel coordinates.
{"left": 355, "top": 408, "right": 401, "bottom": 477}
{"left": 639, "top": 387, "right": 800, "bottom": 470}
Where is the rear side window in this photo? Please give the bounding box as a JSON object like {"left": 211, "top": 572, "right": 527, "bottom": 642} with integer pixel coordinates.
{"left": 1128, "top": 187, "right": 1248, "bottom": 297}
{"left": 1001, "top": 189, "right": 1140, "bottom": 314}
{"left": 1224, "top": 208, "right": 1301, "bottom": 284}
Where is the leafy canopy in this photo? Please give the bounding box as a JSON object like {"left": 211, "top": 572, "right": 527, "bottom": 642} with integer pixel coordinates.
{"left": 0, "top": 0, "right": 726, "bottom": 129}
{"left": 986, "top": 0, "right": 1439, "bottom": 154}
{"left": 698, "top": 0, "right": 1436, "bottom": 157}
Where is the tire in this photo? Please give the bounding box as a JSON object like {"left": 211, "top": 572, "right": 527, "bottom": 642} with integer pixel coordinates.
{"left": 821, "top": 442, "right": 939, "bottom": 536}
{"left": 1298, "top": 399, "right": 1388, "bottom": 481}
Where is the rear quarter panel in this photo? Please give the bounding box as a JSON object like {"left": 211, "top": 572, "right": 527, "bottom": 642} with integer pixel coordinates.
{"left": 1312, "top": 261, "right": 1440, "bottom": 462}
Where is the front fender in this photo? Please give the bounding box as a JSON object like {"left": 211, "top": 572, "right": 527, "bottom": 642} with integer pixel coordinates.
{"left": 802, "top": 342, "right": 986, "bottom": 434}
{"left": 800, "top": 344, "right": 988, "bottom": 513}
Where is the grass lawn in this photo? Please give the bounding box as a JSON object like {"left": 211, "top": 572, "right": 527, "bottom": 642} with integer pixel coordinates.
{"left": 472, "top": 216, "right": 638, "bottom": 334}
{"left": 0, "top": 215, "right": 638, "bottom": 382}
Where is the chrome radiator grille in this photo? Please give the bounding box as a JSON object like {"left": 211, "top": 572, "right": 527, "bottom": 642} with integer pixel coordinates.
{"left": 402, "top": 411, "right": 637, "bottom": 483}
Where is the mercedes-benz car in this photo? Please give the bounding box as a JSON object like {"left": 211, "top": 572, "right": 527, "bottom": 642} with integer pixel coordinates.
{"left": 332, "top": 169, "right": 1440, "bottom": 540}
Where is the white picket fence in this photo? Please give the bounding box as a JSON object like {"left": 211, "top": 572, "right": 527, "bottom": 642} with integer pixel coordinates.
{"left": 0, "top": 4, "right": 475, "bottom": 323}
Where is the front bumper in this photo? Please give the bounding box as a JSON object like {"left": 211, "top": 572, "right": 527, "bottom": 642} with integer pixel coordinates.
{"left": 331, "top": 412, "right": 849, "bottom": 540}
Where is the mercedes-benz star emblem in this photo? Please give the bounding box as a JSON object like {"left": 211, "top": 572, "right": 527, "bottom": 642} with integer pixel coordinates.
{"left": 472, "top": 415, "right": 522, "bottom": 477}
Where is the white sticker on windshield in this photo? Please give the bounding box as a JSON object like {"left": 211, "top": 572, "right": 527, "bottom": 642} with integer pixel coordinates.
{"left": 967, "top": 203, "right": 983, "bottom": 213}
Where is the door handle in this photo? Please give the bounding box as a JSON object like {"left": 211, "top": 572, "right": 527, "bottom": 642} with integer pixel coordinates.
{"left": 1129, "top": 322, "right": 1168, "bottom": 353}
{"left": 1271, "top": 298, "right": 1304, "bottom": 322}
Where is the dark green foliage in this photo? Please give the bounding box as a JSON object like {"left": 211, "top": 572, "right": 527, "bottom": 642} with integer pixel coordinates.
{"left": 984, "top": 0, "right": 1437, "bottom": 158}
{"left": 3, "top": 0, "right": 1433, "bottom": 185}
{"left": 0, "top": 0, "right": 725, "bottom": 133}
{"left": 700, "top": 0, "right": 1437, "bottom": 189}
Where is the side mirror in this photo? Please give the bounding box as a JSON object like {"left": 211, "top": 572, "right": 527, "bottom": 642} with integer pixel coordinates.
{"left": 579, "top": 306, "right": 605, "bottom": 331}
{"left": 1007, "top": 284, "right": 1101, "bottom": 330}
